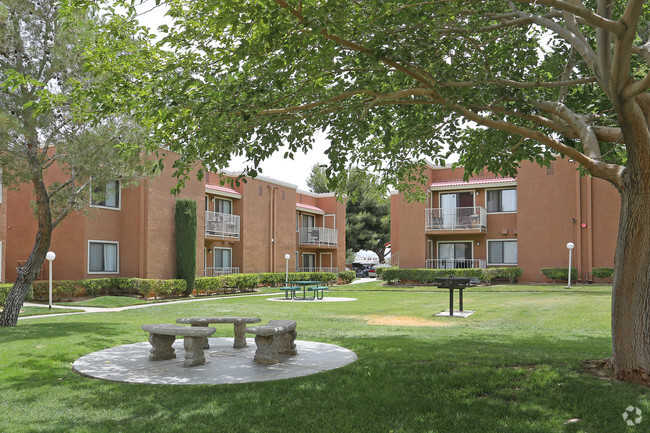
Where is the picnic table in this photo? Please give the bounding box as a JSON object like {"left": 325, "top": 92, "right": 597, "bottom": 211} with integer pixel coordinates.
{"left": 433, "top": 277, "right": 477, "bottom": 316}
{"left": 285, "top": 280, "right": 327, "bottom": 300}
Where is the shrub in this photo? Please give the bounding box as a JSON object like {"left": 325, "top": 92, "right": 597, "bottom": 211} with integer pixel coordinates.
{"left": 0, "top": 284, "right": 30, "bottom": 306}
{"left": 175, "top": 199, "right": 197, "bottom": 296}
{"left": 540, "top": 267, "right": 577, "bottom": 283}
{"left": 338, "top": 270, "right": 355, "bottom": 284}
{"left": 258, "top": 273, "right": 286, "bottom": 287}
{"left": 78, "top": 278, "right": 114, "bottom": 297}
{"left": 133, "top": 279, "right": 186, "bottom": 299}
{"left": 483, "top": 267, "right": 523, "bottom": 284}
{"left": 32, "top": 280, "right": 80, "bottom": 301}
{"left": 592, "top": 267, "right": 614, "bottom": 279}
{"left": 195, "top": 277, "right": 223, "bottom": 295}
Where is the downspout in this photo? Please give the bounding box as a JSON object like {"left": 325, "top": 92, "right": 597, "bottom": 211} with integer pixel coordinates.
{"left": 575, "top": 171, "right": 583, "bottom": 281}
{"left": 586, "top": 176, "right": 594, "bottom": 282}
{"left": 268, "top": 185, "right": 273, "bottom": 272}
{"left": 272, "top": 187, "right": 277, "bottom": 272}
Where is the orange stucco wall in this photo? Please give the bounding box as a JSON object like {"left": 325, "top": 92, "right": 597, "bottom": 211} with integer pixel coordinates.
{"left": 390, "top": 159, "right": 620, "bottom": 283}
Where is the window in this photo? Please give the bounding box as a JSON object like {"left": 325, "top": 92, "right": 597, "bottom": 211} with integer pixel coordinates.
{"left": 296, "top": 213, "right": 300, "bottom": 231}
{"left": 488, "top": 240, "right": 518, "bottom": 265}
{"left": 92, "top": 180, "right": 120, "bottom": 209}
{"left": 438, "top": 242, "right": 473, "bottom": 269}
{"left": 302, "top": 214, "right": 315, "bottom": 228}
{"left": 302, "top": 253, "right": 316, "bottom": 270}
{"left": 487, "top": 189, "right": 517, "bottom": 213}
{"left": 213, "top": 247, "right": 232, "bottom": 268}
{"left": 258, "top": 186, "right": 263, "bottom": 196}
{"left": 216, "top": 198, "right": 232, "bottom": 214}
{"left": 88, "top": 241, "right": 118, "bottom": 273}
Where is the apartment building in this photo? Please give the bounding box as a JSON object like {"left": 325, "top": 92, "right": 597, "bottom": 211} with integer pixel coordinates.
{"left": 390, "top": 158, "right": 620, "bottom": 283}
{"left": 3, "top": 151, "right": 346, "bottom": 283}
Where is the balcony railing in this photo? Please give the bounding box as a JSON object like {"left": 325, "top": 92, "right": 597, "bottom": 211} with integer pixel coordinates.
{"left": 425, "top": 259, "right": 487, "bottom": 269}
{"left": 299, "top": 227, "right": 338, "bottom": 247}
{"left": 204, "top": 267, "right": 240, "bottom": 277}
{"left": 425, "top": 206, "right": 487, "bottom": 232}
{"left": 295, "top": 267, "right": 338, "bottom": 274}
{"left": 205, "top": 211, "right": 240, "bottom": 239}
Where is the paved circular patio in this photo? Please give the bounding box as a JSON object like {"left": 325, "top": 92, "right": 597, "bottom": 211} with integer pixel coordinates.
{"left": 72, "top": 337, "right": 357, "bottom": 385}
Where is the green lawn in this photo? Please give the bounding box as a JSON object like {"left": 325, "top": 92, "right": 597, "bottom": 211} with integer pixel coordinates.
{"left": 17, "top": 306, "right": 82, "bottom": 317}
{"left": 0, "top": 283, "right": 647, "bottom": 433}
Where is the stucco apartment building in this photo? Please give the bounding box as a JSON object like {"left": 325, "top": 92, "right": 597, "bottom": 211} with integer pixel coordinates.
{"left": 2, "top": 151, "right": 345, "bottom": 283}
{"left": 390, "top": 158, "right": 620, "bottom": 283}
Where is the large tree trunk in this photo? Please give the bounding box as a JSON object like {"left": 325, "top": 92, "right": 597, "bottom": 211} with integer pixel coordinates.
{"left": 0, "top": 151, "right": 53, "bottom": 327}
{"left": 609, "top": 99, "right": 650, "bottom": 384}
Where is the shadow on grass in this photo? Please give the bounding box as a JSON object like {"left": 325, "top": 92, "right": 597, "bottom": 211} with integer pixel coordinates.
{"left": 1, "top": 332, "right": 647, "bottom": 433}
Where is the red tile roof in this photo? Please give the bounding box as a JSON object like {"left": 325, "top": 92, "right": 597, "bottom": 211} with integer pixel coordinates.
{"left": 430, "top": 177, "right": 516, "bottom": 188}
{"left": 205, "top": 184, "right": 241, "bottom": 196}
{"left": 296, "top": 203, "right": 325, "bottom": 213}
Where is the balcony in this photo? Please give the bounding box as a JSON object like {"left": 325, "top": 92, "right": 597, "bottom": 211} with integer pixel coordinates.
{"left": 205, "top": 211, "right": 240, "bottom": 240}
{"left": 425, "top": 206, "right": 487, "bottom": 232}
{"left": 296, "top": 267, "right": 338, "bottom": 274}
{"left": 204, "top": 267, "right": 240, "bottom": 277}
{"left": 299, "top": 227, "right": 338, "bottom": 247}
{"left": 425, "top": 259, "right": 487, "bottom": 269}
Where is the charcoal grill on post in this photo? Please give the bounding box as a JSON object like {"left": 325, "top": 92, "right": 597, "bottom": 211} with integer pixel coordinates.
{"left": 433, "top": 277, "right": 472, "bottom": 316}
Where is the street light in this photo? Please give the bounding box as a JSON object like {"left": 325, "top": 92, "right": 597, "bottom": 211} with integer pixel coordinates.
{"left": 45, "top": 251, "right": 56, "bottom": 309}
{"left": 566, "top": 242, "right": 575, "bottom": 289}
{"left": 284, "top": 254, "right": 291, "bottom": 284}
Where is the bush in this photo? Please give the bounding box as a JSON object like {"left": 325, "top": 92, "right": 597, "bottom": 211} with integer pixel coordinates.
{"left": 32, "top": 280, "right": 81, "bottom": 301}
{"left": 258, "top": 273, "right": 286, "bottom": 287}
{"left": 592, "top": 267, "right": 614, "bottom": 279}
{"left": 78, "top": 278, "right": 114, "bottom": 297}
{"left": 175, "top": 199, "right": 197, "bottom": 296}
{"left": 338, "top": 270, "right": 355, "bottom": 284}
{"left": 540, "top": 267, "right": 577, "bottom": 283}
{"left": 195, "top": 277, "right": 224, "bottom": 295}
{"left": 133, "top": 279, "right": 187, "bottom": 299}
{"left": 483, "top": 267, "right": 523, "bottom": 284}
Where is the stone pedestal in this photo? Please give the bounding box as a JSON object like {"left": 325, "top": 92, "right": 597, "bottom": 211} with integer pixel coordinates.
{"left": 148, "top": 334, "right": 176, "bottom": 361}
{"left": 183, "top": 336, "right": 207, "bottom": 367}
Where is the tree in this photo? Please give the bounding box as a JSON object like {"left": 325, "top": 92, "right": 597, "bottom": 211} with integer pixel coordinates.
{"left": 0, "top": 0, "right": 150, "bottom": 326}
{"left": 308, "top": 164, "right": 390, "bottom": 262}
{"left": 79, "top": 0, "right": 650, "bottom": 384}
{"left": 175, "top": 199, "right": 197, "bottom": 296}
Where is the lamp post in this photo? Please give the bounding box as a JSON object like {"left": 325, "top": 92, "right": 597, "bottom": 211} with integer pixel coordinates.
{"left": 46, "top": 251, "right": 56, "bottom": 309}
{"left": 284, "top": 254, "right": 291, "bottom": 284}
{"left": 566, "top": 242, "right": 574, "bottom": 289}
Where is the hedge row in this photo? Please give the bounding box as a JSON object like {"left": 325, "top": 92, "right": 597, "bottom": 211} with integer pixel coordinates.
{"left": 381, "top": 267, "right": 523, "bottom": 285}
{"left": 592, "top": 267, "right": 614, "bottom": 279}
{"left": 25, "top": 271, "right": 343, "bottom": 301}
{"left": 540, "top": 268, "right": 577, "bottom": 282}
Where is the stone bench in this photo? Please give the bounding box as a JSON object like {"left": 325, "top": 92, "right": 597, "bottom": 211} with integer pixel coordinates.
{"left": 175, "top": 316, "right": 262, "bottom": 349}
{"left": 141, "top": 324, "right": 216, "bottom": 367}
{"left": 245, "top": 320, "right": 298, "bottom": 364}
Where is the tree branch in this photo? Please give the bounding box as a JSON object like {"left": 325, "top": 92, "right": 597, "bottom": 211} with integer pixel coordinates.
{"left": 512, "top": 0, "right": 624, "bottom": 35}
{"left": 612, "top": 0, "right": 644, "bottom": 99}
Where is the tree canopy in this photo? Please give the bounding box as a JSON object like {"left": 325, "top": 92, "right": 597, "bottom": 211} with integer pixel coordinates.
{"left": 74, "top": 0, "right": 650, "bottom": 383}
{"left": 0, "top": 0, "right": 151, "bottom": 326}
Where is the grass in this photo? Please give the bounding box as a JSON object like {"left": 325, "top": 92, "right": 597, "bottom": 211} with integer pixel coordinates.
{"left": 58, "top": 296, "right": 151, "bottom": 308}
{"left": 16, "top": 306, "right": 82, "bottom": 317}
{"left": 0, "top": 283, "right": 647, "bottom": 433}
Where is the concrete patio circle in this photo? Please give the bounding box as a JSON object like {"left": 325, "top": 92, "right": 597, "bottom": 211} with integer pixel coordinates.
{"left": 72, "top": 337, "right": 357, "bottom": 385}
{"left": 267, "top": 296, "right": 357, "bottom": 302}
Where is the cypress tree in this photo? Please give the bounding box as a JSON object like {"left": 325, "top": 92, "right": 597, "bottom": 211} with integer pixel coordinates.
{"left": 175, "top": 199, "right": 197, "bottom": 296}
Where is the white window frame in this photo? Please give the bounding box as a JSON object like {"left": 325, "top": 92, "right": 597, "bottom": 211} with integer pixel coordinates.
{"left": 90, "top": 180, "right": 122, "bottom": 211}
{"left": 436, "top": 240, "right": 474, "bottom": 260}
{"left": 212, "top": 197, "right": 233, "bottom": 215}
{"left": 302, "top": 253, "right": 316, "bottom": 269}
{"left": 213, "top": 247, "right": 233, "bottom": 268}
{"left": 486, "top": 188, "right": 517, "bottom": 214}
{"left": 487, "top": 239, "right": 518, "bottom": 266}
{"left": 87, "top": 240, "right": 119, "bottom": 274}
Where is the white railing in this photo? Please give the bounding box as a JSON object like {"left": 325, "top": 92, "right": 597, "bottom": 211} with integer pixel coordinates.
{"left": 204, "top": 267, "right": 240, "bottom": 277}
{"left": 205, "top": 211, "right": 240, "bottom": 239}
{"left": 299, "top": 227, "right": 338, "bottom": 247}
{"left": 425, "top": 206, "right": 487, "bottom": 231}
{"left": 389, "top": 251, "right": 399, "bottom": 268}
{"left": 295, "top": 267, "right": 338, "bottom": 273}
{"left": 425, "top": 259, "right": 487, "bottom": 269}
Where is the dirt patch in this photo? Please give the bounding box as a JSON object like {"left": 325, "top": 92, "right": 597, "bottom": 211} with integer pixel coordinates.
{"left": 582, "top": 359, "right": 617, "bottom": 382}
{"left": 363, "top": 315, "right": 454, "bottom": 327}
